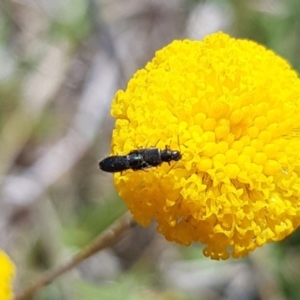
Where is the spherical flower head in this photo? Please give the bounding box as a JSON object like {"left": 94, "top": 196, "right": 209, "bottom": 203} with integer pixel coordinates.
{"left": 110, "top": 32, "right": 300, "bottom": 259}
{"left": 0, "top": 250, "right": 15, "bottom": 300}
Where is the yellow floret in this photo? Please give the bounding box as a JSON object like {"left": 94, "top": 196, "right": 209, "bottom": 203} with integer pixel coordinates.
{"left": 110, "top": 32, "right": 300, "bottom": 259}
{"left": 0, "top": 250, "right": 15, "bottom": 300}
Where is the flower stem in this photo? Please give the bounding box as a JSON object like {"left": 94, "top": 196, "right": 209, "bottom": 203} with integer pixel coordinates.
{"left": 14, "top": 211, "right": 136, "bottom": 300}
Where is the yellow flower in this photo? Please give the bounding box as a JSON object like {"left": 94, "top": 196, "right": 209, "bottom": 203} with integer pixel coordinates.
{"left": 0, "top": 250, "right": 15, "bottom": 300}
{"left": 110, "top": 32, "right": 300, "bottom": 259}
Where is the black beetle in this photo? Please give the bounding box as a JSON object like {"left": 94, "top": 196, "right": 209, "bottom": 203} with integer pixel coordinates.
{"left": 99, "top": 146, "right": 181, "bottom": 173}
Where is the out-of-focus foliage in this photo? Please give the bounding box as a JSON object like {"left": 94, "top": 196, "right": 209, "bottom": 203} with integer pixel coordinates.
{"left": 0, "top": 0, "right": 299, "bottom": 299}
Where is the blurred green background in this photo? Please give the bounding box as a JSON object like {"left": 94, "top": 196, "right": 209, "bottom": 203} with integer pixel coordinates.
{"left": 1, "top": 0, "right": 300, "bottom": 299}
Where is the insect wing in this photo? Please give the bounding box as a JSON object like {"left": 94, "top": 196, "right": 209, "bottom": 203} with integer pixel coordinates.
{"left": 143, "top": 148, "right": 162, "bottom": 166}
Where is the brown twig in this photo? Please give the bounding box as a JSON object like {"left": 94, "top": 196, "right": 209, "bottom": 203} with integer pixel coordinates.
{"left": 14, "top": 212, "right": 136, "bottom": 300}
